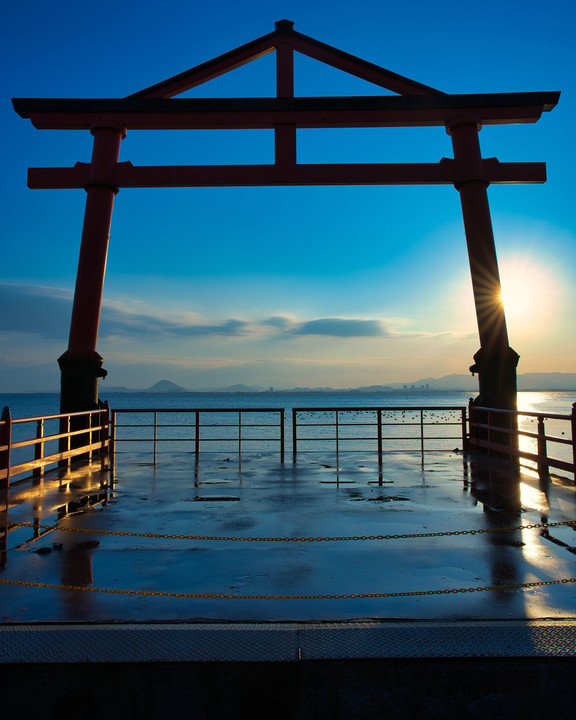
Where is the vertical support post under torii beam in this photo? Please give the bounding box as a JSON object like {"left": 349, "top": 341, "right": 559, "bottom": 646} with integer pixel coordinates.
{"left": 58, "top": 124, "right": 126, "bottom": 414}
{"left": 275, "top": 26, "right": 296, "bottom": 168}
{"left": 448, "top": 121, "right": 519, "bottom": 411}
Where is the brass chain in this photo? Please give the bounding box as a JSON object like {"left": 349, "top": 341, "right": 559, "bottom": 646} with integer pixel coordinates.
{"left": 0, "top": 576, "right": 574, "bottom": 600}
{"left": 3, "top": 519, "right": 575, "bottom": 543}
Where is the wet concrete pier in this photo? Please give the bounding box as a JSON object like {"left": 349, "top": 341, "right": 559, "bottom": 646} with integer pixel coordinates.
{"left": 1, "top": 449, "right": 575, "bottom": 718}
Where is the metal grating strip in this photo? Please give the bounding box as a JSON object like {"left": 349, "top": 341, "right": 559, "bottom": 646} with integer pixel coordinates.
{"left": 1, "top": 620, "right": 575, "bottom": 664}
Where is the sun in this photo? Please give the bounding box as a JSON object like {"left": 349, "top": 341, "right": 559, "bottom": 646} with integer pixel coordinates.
{"left": 498, "top": 255, "right": 558, "bottom": 331}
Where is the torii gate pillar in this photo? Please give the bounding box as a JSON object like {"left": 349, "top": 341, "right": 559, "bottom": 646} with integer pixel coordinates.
{"left": 58, "top": 124, "right": 125, "bottom": 414}
{"left": 448, "top": 121, "right": 519, "bottom": 410}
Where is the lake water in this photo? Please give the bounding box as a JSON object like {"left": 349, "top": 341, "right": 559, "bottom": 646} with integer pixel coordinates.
{"left": 2, "top": 389, "right": 574, "bottom": 468}
{"left": 1, "top": 389, "right": 575, "bottom": 420}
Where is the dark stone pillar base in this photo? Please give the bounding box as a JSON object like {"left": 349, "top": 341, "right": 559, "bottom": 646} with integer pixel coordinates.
{"left": 469, "top": 346, "right": 520, "bottom": 411}
{"left": 58, "top": 353, "right": 107, "bottom": 415}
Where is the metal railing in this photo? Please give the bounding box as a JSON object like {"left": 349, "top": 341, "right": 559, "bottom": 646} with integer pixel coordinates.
{"left": 292, "top": 406, "right": 467, "bottom": 456}
{"left": 469, "top": 403, "right": 576, "bottom": 480}
{"left": 110, "top": 408, "right": 285, "bottom": 464}
{"left": 3, "top": 402, "right": 574, "bottom": 483}
{"left": 0, "top": 405, "right": 110, "bottom": 488}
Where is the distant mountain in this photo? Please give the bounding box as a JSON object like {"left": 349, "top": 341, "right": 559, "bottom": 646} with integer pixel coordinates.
{"left": 401, "top": 374, "right": 478, "bottom": 391}
{"left": 404, "top": 372, "right": 576, "bottom": 391}
{"left": 144, "top": 380, "right": 187, "bottom": 393}
{"left": 517, "top": 373, "right": 576, "bottom": 391}
{"left": 100, "top": 372, "right": 576, "bottom": 395}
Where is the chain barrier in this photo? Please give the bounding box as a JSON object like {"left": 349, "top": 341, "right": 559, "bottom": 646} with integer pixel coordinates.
{"left": 0, "top": 576, "right": 575, "bottom": 600}
{"left": 3, "top": 520, "right": 575, "bottom": 600}
{"left": 3, "top": 519, "right": 575, "bottom": 543}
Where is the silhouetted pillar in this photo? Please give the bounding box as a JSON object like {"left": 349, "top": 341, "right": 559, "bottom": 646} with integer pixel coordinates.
{"left": 275, "top": 24, "right": 296, "bottom": 168}
{"left": 59, "top": 124, "right": 125, "bottom": 414}
{"left": 448, "top": 121, "right": 519, "bottom": 411}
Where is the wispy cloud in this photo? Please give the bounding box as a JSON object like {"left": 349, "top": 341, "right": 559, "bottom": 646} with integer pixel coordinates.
{"left": 0, "top": 283, "right": 71, "bottom": 339}
{"left": 0, "top": 283, "right": 472, "bottom": 348}
{"left": 292, "top": 317, "right": 389, "bottom": 337}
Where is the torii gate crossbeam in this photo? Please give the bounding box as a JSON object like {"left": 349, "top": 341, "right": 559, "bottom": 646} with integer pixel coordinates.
{"left": 12, "top": 20, "right": 560, "bottom": 417}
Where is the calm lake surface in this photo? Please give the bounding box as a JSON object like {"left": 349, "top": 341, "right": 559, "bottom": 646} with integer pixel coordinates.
{"left": 1, "top": 389, "right": 575, "bottom": 420}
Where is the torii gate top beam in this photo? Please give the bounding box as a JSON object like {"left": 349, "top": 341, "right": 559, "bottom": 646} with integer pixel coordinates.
{"left": 12, "top": 92, "right": 559, "bottom": 131}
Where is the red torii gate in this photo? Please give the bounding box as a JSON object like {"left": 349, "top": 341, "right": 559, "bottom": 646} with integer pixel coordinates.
{"left": 12, "top": 20, "right": 559, "bottom": 415}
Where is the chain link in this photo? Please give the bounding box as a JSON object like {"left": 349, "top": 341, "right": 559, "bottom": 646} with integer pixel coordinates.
{"left": 0, "top": 576, "right": 574, "bottom": 600}
{"left": 3, "top": 520, "right": 575, "bottom": 543}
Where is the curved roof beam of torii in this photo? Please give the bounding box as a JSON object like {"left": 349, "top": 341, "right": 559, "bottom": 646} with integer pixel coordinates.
{"left": 128, "top": 19, "right": 446, "bottom": 99}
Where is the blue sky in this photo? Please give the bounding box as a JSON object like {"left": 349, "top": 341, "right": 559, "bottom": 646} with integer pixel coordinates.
{"left": 2, "top": 0, "right": 575, "bottom": 391}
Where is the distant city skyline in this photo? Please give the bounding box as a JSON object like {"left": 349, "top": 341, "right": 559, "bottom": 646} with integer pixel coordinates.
{"left": 2, "top": 1, "right": 575, "bottom": 393}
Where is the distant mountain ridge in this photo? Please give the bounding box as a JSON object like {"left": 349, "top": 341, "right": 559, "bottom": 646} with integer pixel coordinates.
{"left": 100, "top": 372, "right": 576, "bottom": 394}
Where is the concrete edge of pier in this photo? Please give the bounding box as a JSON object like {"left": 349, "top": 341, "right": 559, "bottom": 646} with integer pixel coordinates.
{"left": 2, "top": 618, "right": 575, "bottom": 663}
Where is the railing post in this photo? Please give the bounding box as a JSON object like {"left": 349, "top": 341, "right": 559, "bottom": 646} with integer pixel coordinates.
{"left": 420, "top": 409, "right": 425, "bottom": 456}
{"left": 100, "top": 404, "right": 109, "bottom": 473}
{"left": 109, "top": 410, "right": 116, "bottom": 479}
{"left": 0, "top": 406, "right": 12, "bottom": 490}
{"left": 462, "top": 407, "right": 468, "bottom": 451}
{"left": 153, "top": 411, "right": 158, "bottom": 465}
{"left": 377, "top": 409, "right": 382, "bottom": 461}
{"left": 88, "top": 411, "right": 94, "bottom": 462}
{"left": 537, "top": 416, "right": 549, "bottom": 477}
{"left": 195, "top": 411, "right": 200, "bottom": 456}
{"left": 34, "top": 418, "right": 45, "bottom": 478}
{"left": 59, "top": 413, "right": 71, "bottom": 469}
{"left": 468, "top": 399, "right": 476, "bottom": 451}
{"left": 238, "top": 410, "right": 242, "bottom": 456}
{"left": 335, "top": 411, "right": 339, "bottom": 455}
{"left": 571, "top": 403, "right": 576, "bottom": 484}
{"left": 280, "top": 409, "right": 285, "bottom": 463}
{"left": 292, "top": 409, "right": 297, "bottom": 459}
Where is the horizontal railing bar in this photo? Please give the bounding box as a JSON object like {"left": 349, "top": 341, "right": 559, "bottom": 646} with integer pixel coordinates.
{"left": 10, "top": 410, "right": 107, "bottom": 425}
{"left": 470, "top": 422, "right": 572, "bottom": 446}
{"left": 469, "top": 437, "right": 575, "bottom": 473}
{"left": 293, "top": 406, "right": 466, "bottom": 412}
{"left": 113, "top": 408, "right": 283, "bottom": 413}
{"left": 113, "top": 437, "right": 280, "bottom": 443}
{"left": 473, "top": 406, "right": 571, "bottom": 421}
{"left": 9, "top": 425, "right": 107, "bottom": 450}
{"left": 0, "top": 440, "right": 109, "bottom": 481}
{"left": 295, "top": 436, "right": 460, "bottom": 443}
{"left": 114, "top": 423, "right": 282, "bottom": 429}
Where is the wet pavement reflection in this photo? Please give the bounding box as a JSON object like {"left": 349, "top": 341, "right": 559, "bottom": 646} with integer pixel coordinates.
{"left": 1, "top": 450, "right": 575, "bottom": 622}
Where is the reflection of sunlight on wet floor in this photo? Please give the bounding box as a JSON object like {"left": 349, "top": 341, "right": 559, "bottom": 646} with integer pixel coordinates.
{"left": 520, "top": 482, "right": 550, "bottom": 514}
